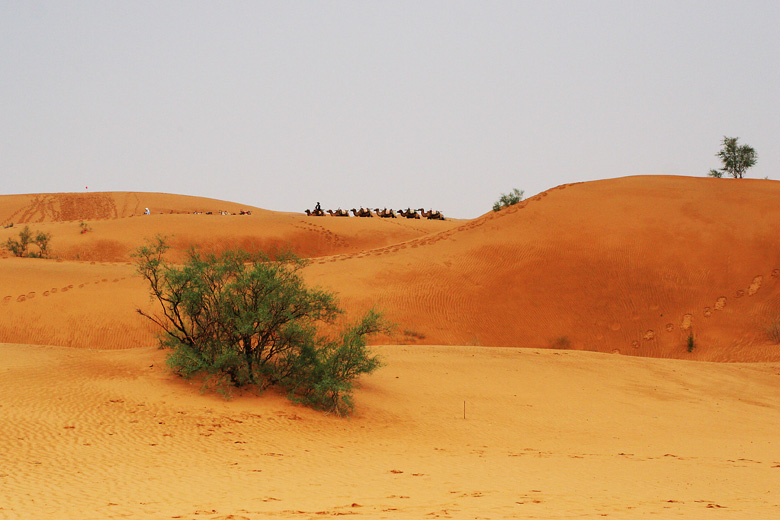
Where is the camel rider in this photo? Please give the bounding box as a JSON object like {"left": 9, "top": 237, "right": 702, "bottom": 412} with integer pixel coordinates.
{"left": 315, "top": 202, "right": 322, "bottom": 212}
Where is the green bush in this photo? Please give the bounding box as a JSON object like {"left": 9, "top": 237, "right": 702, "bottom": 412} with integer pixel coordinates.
{"left": 5, "top": 226, "right": 51, "bottom": 258}
{"left": 492, "top": 188, "right": 524, "bottom": 212}
{"left": 134, "top": 237, "right": 389, "bottom": 415}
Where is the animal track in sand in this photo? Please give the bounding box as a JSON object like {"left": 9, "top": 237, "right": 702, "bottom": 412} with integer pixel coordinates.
{"left": 631, "top": 340, "right": 639, "bottom": 349}
{"left": 735, "top": 289, "right": 744, "bottom": 298}
{"left": 51, "top": 287, "right": 58, "bottom": 293}
{"left": 714, "top": 297, "right": 727, "bottom": 311}
{"left": 26, "top": 292, "right": 35, "bottom": 299}
{"left": 681, "top": 314, "right": 692, "bottom": 331}
{"left": 2, "top": 296, "right": 10, "bottom": 304}
{"left": 16, "top": 295, "right": 26, "bottom": 302}
{"left": 665, "top": 323, "right": 674, "bottom": 332}
{"left": 748, "top": 275, "right": 762, "bottom": 296}
{"left": 643, "top": 330, "right": 655, "bottom": 341}
{"left": 703, "top": 307, "right": 712, "bottom": 318}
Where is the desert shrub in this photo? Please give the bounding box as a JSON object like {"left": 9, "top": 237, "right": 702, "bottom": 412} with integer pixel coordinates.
{"left": 134, "top": 236, "right": 389, "bottom": 415}
{"left": 5, "top": 226, "right": 51, "bottom": 258}
{"left": 687, "top": 332, "right": 695, "bottom": 352}
{"left": 492, "top": 188, "right": 524, "bottom": 212}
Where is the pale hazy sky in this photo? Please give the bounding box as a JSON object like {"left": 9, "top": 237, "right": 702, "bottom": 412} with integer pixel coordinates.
{"left": 2, "top": 1, "right": 778, "bottom": 218}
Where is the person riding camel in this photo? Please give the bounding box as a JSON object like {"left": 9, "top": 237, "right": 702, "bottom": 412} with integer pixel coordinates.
{"left": 315, "top": 202, "right": 322, "bottom": 212}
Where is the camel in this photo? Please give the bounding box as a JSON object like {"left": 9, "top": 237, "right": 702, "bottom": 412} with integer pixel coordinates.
{"left": 397, "top": 208, "right": 421, "bottom": 219}
{"left": 305, "top": 209, "right": 325, "bottom": 216}
{"left": 350, "top": 208, "right": 374, "bottom": 217}
{"left": 327, "top": 209, "right": 350, "bottom": 217}
{"left": 374, "top": 208, "right": 397, "bottom": 218}
{"left": 418, "top": 208, "right": 445, "bottom": 220}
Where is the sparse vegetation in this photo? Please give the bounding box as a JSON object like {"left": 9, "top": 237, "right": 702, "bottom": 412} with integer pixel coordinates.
{"left": 5, "top": 226, "right": 51, "bottom": 258}
{"left": 402, "top": 329, "right": 427, "bottom": 343}
{"left": 134, "top": 236, "right": 391, "bottom": 415}
{"left": 687, "top": 332, "right": 695, "bottom": 352}
{"left": 79, "top": 222, "right": 92, "bottom": 234}
{"left": 764, "top": 318, "right": 780, "bottom": 344}
{"left": 492, "top": 188, "right": 524, "bottom": 212}
{"left": 708, "top": 136, "right": 757, "bottom": 179}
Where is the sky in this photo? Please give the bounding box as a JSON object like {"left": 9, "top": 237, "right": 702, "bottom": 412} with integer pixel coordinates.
{"left": 2, "top": 1, "right": 779, "bottom": 218}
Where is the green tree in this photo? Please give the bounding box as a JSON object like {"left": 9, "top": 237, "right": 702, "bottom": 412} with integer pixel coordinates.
{"left": 134, "top": 237, "right": 389, "bottom": 415}
{"left": 708, "top": 136, "right": 757, "bottom": 178}
{"left": 492, "top": 188, "right": 525, "bottom": 212}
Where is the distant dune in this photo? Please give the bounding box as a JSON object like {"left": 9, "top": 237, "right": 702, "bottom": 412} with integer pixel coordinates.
{"left": 2, "top": 176, "right": 780, "bottom": 360}
{"left": 306, "top": 176, "right": 780, "bottom": 361}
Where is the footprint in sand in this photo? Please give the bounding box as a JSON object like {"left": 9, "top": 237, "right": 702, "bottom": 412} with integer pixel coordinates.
{"left": 643, "top": 330, "right": 655, "bottom": 341}
{"left": 665, "top": 323, "right": 674, "bottom": 332}
{"left": 631, "top": 340, "right": 640, "bottom": 349}
{"left": 43, "top": 291, "right": 49, "bottom": 297}
{"left": 16, "top": 295, "right": 26, "bottom": 303}
{"left": 26, "top": 292, "right": 35, "bottom": 299}
{"left": 772, "top": 269, "right": 780, "bottom": 278}
{"left": 703, "top": 307, "right": 712, "bottom": 318}
{"left": 3, "top": 296, "right": 11, "bottom": 304}
{"left": 748, "top": 275, "right": 763, "bottom": 296}
{"left": 715, "top": 297, "right": 727, "bottom": 311}
{"left": 51, "top": 287, "right": 58, "bottom": 293}
{"left": 681, "top": 314, "right": 693, "bottom": 330}
{"left": 735, "top": 289, "right": 744, "bottom": 298}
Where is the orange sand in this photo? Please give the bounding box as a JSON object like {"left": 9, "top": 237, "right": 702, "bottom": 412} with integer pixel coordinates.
{"left": 1, "top": 176, "right": 779, "bottom": 518}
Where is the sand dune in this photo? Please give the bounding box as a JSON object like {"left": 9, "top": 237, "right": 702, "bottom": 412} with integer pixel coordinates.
{"left": 2, "top": 176, "right": 780, "bottom": 518}
{"left": 305, "top": 176, "right": 780, "bottom": 361}
{"left": 1, "top": 342, "right": 778, "bottom": 519}
{"left": 3, "top": 177, "right": 780, "bottom": 360}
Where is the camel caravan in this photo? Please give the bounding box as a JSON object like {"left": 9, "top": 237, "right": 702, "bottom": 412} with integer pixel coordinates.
{"left": 305, "top": 203, "right": 445, "bottom": 220}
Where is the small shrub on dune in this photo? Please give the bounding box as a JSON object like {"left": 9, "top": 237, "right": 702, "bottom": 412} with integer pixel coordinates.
{"left": 687, "top": 332, "right": 695, "bottom": 352}
{"left": 492, "top": 188, "right": 524, "bottom": 212}
{"left": 5, "top": 226, "right": 51, "bottom": 258}
{"left": 134, "top": 236, "right": 390, "bottom": 415}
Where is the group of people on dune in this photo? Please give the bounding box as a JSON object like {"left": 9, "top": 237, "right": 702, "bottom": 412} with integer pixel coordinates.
{"left": 305, "top": 202, "right": 444, "bottom": 220}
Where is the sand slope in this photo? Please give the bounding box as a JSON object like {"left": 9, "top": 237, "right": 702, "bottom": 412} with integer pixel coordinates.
{"left": 2, "top": 177, "right": 780, "bottom": 360}
{"left": 305, "top": 176, "right": 780, "bottom": 361}
{"left": 1, "top": 343, "right": 778, "bottom": 519}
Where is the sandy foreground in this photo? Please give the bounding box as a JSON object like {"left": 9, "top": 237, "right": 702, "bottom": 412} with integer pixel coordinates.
{"left": 1, "top": 343, "right": 778, "bottom": 520}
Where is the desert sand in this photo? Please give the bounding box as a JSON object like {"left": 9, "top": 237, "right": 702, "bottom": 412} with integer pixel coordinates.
{"left": 1, "top": 176, "right": 779, "bottom": 519}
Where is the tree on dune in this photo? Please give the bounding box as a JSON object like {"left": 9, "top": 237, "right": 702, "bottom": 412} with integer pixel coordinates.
{"left": 134, "top": 237, "right": 390, "bottom": 415}
{"left": 708, "top": 136, "right": 757, "bottom": 178}
{"left": 492, "top": 188, "right": 524, "bottom": 212}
